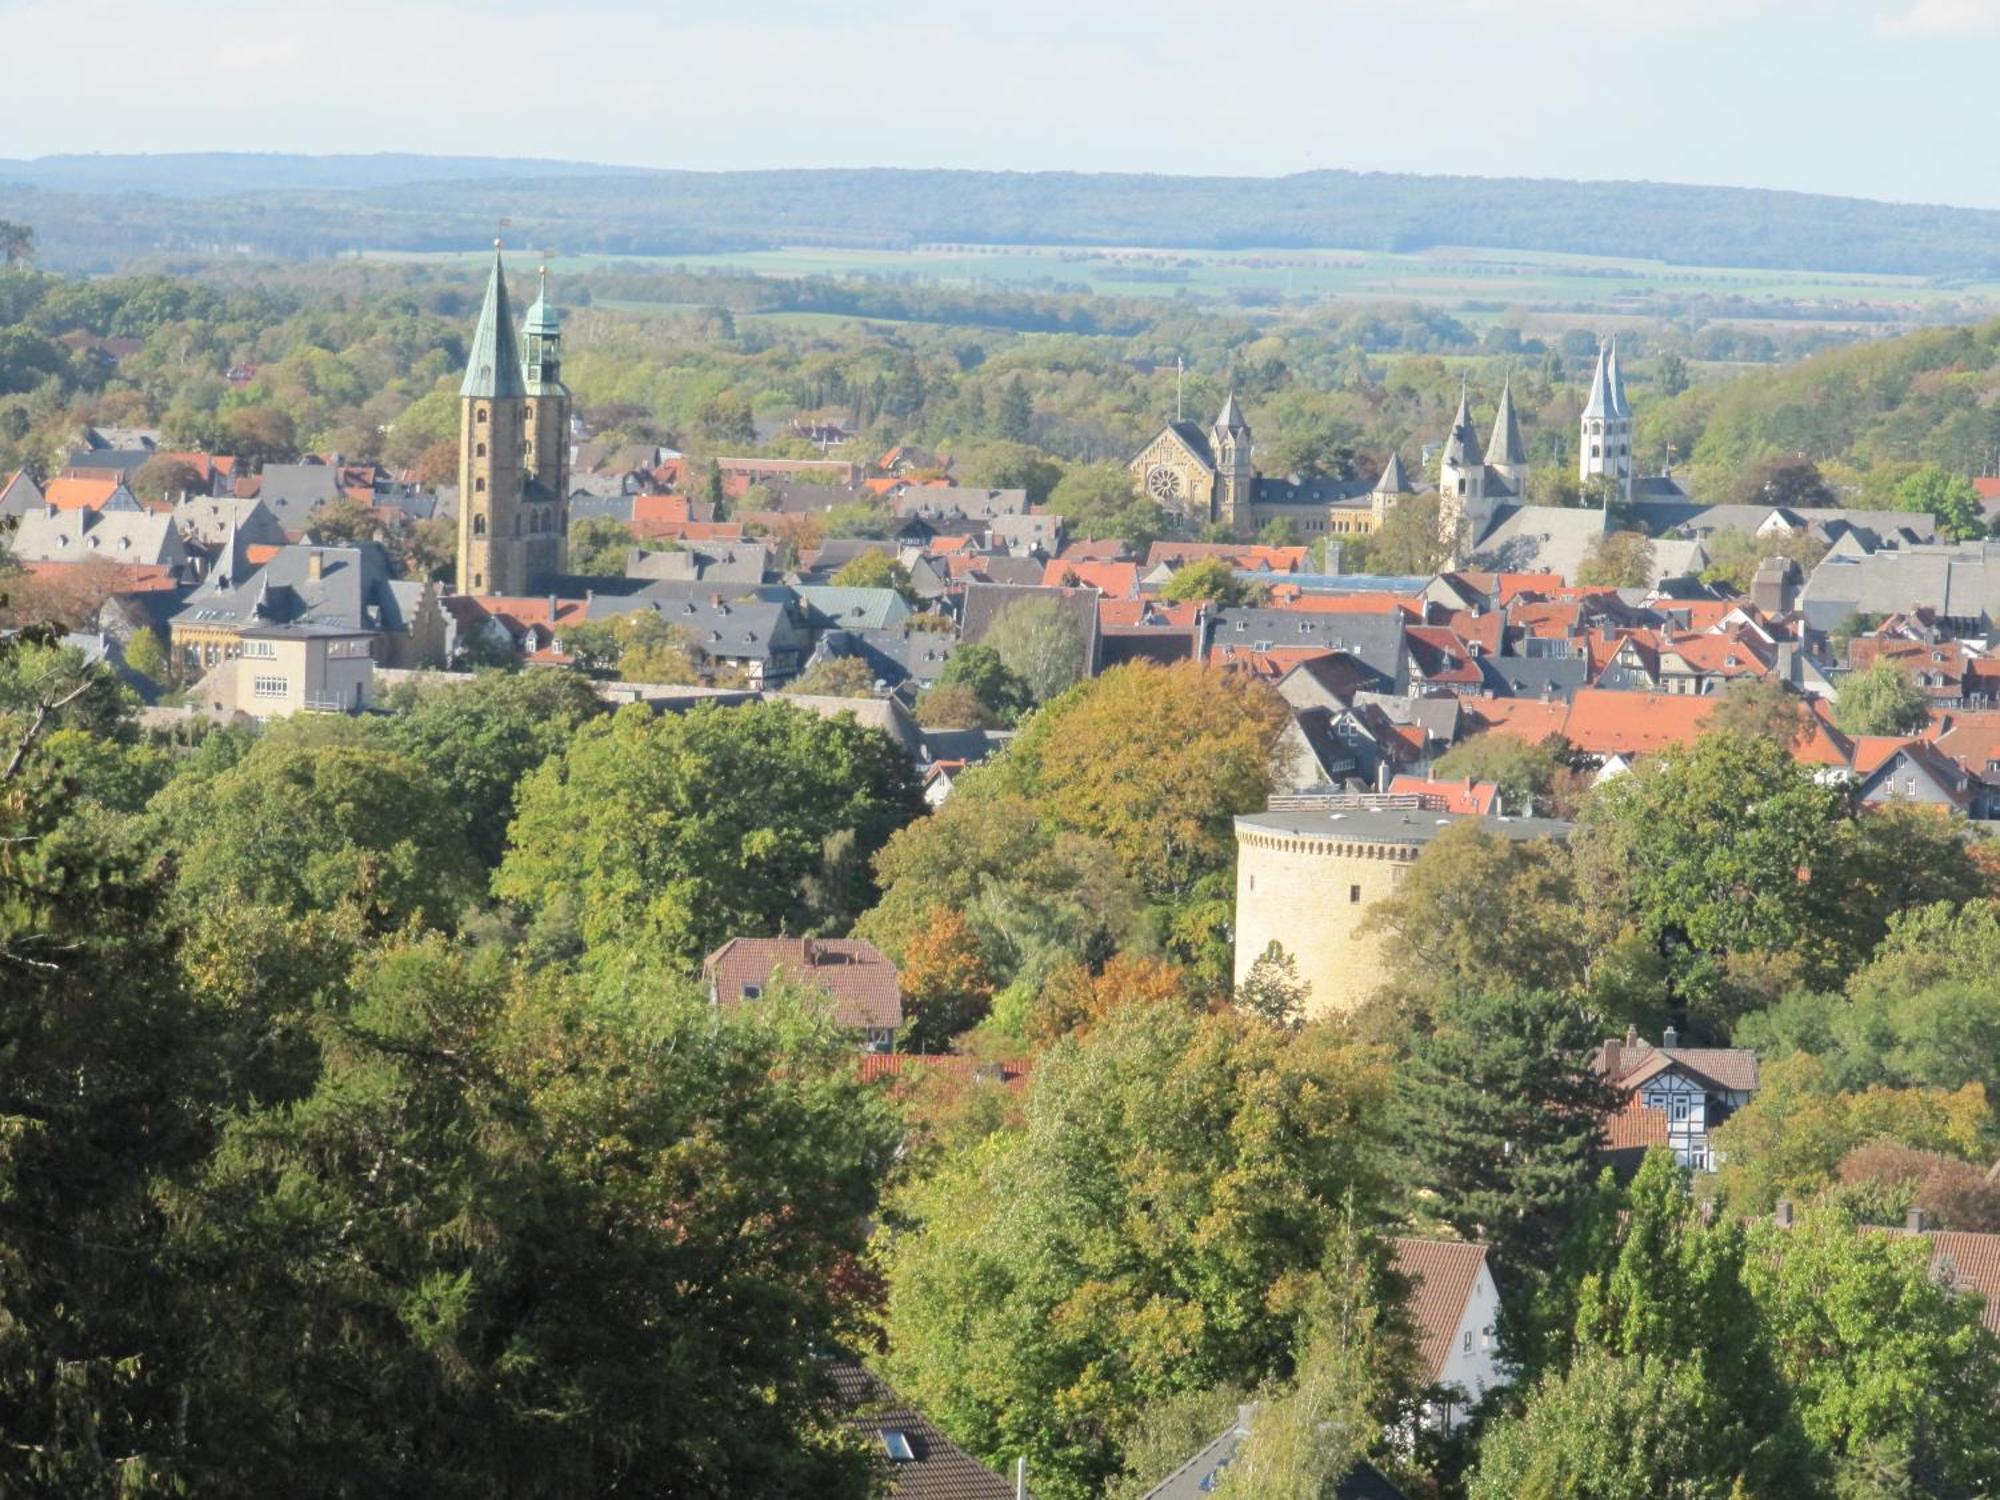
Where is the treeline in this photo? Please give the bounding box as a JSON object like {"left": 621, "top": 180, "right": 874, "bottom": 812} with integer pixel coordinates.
{"left": 13, "top": 159, "right": 2000, "bottom": 277}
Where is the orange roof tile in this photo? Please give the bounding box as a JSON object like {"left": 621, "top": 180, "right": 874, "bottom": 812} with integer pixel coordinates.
{"left": 1603, "top": 1106, "right": 1671, "bottom": 1152}
{"left": 1385, "top": 776, "right": 1500, "bottom": 815}
{"left": 1041, "top": 560, "right": 1138, "bottom": 598}
{"left": 41, "top": 476, "right": 122, "bottom": 512}
{"left": 1098, "top": 599, "right": 1201, "bottom": 630}
{"left": 1464, "top": 698, "right": 1571, "bottom": 743}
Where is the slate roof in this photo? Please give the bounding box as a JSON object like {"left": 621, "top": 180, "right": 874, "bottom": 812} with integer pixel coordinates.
{"left": 704, "top": 937, "right": 902, "bottom": 1032}
{"left": 793, "top": 585, "right": 914, "bottom": 631}
{"left": 887, "top": 486, "right": 1029, "bottom": 521}
{"left": 1470, "top": 505, "right": 1609, "bottom": 582}
{"left": 829, "top": 1361, "right": 1016, "bottom": 1499}
{"left": 1392, "top": 1237, "right": 1491, "bottom": 1385}
{"left": 588, "top": 592, "right": 806, "bottom": 666}
{"left": 1208, "top": 606, "right": 1407, "bottom": 685}
{"left": 10, "top": 507, "right": 187, "bottom": 569}
{"left": 249, "top": 463, "right": 344, "bottom": 533}
{"left": 960, "top": 583, "right": 1101, "bottom": 671}
{"left": 170, "top": 541, "right": 407, "bottom": 635}
{"left": 1487, "top": 378, "right": 1527, "bottom": 467}
{"left": 1235, "top": 806, "right": 1571, "bottom": 847}
{"left": 460, "top": 247, "right": 528, "bottom": 401}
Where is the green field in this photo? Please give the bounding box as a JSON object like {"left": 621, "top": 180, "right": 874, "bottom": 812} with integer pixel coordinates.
{"left": 370, "top": 241, "right": 2000, "bottom": 331}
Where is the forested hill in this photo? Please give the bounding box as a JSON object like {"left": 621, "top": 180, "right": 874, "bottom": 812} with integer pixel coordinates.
{"left": 8, "top": 155, "right": 2000, "bottom": 278}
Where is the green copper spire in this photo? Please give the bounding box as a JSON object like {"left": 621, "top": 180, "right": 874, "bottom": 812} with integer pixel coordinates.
{"left": 460, "top": 242, "right": 528, "bottom": 401}
{"left": 521, "top": 264, "right": 559, "bottom": 337}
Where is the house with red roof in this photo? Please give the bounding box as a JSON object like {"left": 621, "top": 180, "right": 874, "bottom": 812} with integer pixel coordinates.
{"left": 1392, "top": 1237, "right": 1507, "bottom": 1430}
{"left": 1595, "top": 1026, "right": 1758, "bottom": 1171}
{"left": 704, "top": 937, "right": 902, "bottom": 1051}
{"left": 1385, "top": 776, "right": 1500, "bottom": 815}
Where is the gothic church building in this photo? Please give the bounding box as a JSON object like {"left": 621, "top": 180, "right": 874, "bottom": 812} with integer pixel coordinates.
{"left": 457, "top": 246, "right": 570, "bottom": 597}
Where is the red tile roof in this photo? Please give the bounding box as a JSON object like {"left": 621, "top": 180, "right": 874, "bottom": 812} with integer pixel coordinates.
{"left": 1097, "top": 598, "right": 1201, "bottom": 631}
{"left": 1602, "top": 1106, "right": 1672, "bottom": 1152}
{"left": 1462, "top": 698, "right": 1570, "bottom": 743}
{"left": 1041, "top": 559, "right": 1138, "bottom": 598}
{"left": 704, "top": 937, "right": 902, "bottom": 1032}
{"left": 1596, "top": 1037, "right": 1759, "bottom": 1095}
{"left": 41, "top": 476, "right": 123, "bottom": 512}
{"left": 858, "top": 1053, "right": 1030, "bottom": 1091}
{"left": 1385, "top": 776, "right": 1499, "bottom": 815}
{"left": 1146, "top": 540, "right": 1310, "bottom": 573}
{"left": 1392, "top": 1237, "right": 1490, "bottom": 1384}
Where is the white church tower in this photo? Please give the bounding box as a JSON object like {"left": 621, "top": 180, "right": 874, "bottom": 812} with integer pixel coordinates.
{"left": 1579, "top": 338, "right": 1633, "bottom": 502}
{"left": 1438, "top": 380, "right": 1492, "bottom": 556}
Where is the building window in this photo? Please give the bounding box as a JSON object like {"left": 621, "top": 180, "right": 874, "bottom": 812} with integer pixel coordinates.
{"left": 743, "top": 984, "right": 762, "bottom": 1001}
{"left": 1349, "top": 884, "right": 1362, "bottom": 903}
{"left": 477, "top": 407, "right": 487, "bottom": 423}
{"left": 1670, "top": 1097, "right": 1691, "bottom": 1123}
{"left": 475, "top": 478, "right": 486, "bottom": 494}
{"left": 476, "top": 443, "right": 486, "bottom": 457}
{"left": 473, "top": 516, "right": 486, "bottom": 537}
{"left": 1463, "top": 1331, "right": 1474, "bottom": 1354}
{"left": 252, "top": 675, "right": 288, "bottom": 698}
{"left": 242, "top": 640, "right": 276, "bottom": 659}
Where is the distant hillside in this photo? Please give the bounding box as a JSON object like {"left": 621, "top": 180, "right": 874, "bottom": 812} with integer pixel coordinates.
{"left": 0, "top": 152, "right": 648, "bottom": 197}
{"left": 7, "top": 155, "right": 2000, "bottom": 279}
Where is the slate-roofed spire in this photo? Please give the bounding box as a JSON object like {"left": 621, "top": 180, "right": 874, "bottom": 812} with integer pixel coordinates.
{"left": 460, "top": 242, "right": 528, "bottom": 401}
{"left": 1487, "top": 375, "right": 1527, "bottom": 466}
{"left": 1605, "top": 336, "right": 1630, "bottom": 419}
{"left": 1214, "top": 391, "right": 1249, "bottom": 435}
{"left": 1441, "top": 380, "right": 1482, "bottom": 466}
{"left": 1581, "top": 342, "right": 1614, "bottom": 420}
{"left": 1374, "top": 450, "right": 1414, "bottom": 494}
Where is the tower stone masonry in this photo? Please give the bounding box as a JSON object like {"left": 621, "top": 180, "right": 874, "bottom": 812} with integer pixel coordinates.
{"left": 457, "top": 246, "right": 569, "bottom": 597}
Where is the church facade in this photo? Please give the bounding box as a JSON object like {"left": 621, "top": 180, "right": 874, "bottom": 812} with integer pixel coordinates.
{"left": 1127, "top": 339, "right": 1632, "bottom": 563}
{"left": 456, "top": 246, "right": 570, "bottom": 597}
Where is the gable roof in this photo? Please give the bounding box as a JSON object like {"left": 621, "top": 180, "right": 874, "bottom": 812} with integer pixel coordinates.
{"left": 703, "top": 937, "right": 902, "bottom": 1031}
{"left": 1392, "top": 1237, "right": 1491, "bottom": 1384}
{"left": 829, "top": 1361, "right": 1016, "bottom": 1499}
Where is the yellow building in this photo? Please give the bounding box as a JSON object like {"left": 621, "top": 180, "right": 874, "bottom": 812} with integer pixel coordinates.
{"left": 1233, "top": 801, "right": 1569, "bottom": 1017}
{"left": 1128, "top": 396, "right": 1415, "bottom": 541}
{"left": 188, "top": 624, "right": 375, "bottom": 721}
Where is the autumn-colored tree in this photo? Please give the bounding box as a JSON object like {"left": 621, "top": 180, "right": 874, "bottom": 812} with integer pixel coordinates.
{"left": 785, "top": 655, "right": 879, "bottom": 698}
{"left": 899, "top": 905, "right": 996, "bottom": 1050}
{"left": 1001, "top": 661, "right": 1289, "bottom": 902}
{"left": 130, "top": 453, "right": 208, "bottom": 504}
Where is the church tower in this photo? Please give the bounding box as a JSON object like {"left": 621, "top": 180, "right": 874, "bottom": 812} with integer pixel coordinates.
{"left": 1437, "top": 381, "right": 1488, "bottom": 555}
{"left": 456, "top": 245, "right": 566, "bottom": 597}
{"left": 1485, "top": 375, "right": 1529, "bottom": 497}
{"left": 1211, "top": 392, "right": 1255, "bottom": 537}
{"left": 1579, "top": 338, "right": 1633, "bottom": 503}
{"left": 519, "top": 266, "right": 570, "bottom": 583}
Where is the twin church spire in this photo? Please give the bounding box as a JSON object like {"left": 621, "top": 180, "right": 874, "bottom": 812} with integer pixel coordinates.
{"left": 456, "top": 244, "right": 571, "bottom": 597}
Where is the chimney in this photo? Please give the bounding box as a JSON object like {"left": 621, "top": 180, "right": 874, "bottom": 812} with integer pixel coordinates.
{"left": 1907, "top": 1205, "right": 1930, "bottom": 1234}
{"left": 1774, "top": 1200, "right": 1794, "bottom": 1228}
{"left": 1662, "top": 1025, "right": 1680, "bottom": 1050}
{"left": 1624, "top": 1024, "right": 1639, "bottom": 1048}
{"left": 307, "top": 549, "right": 325, "bottom": 582}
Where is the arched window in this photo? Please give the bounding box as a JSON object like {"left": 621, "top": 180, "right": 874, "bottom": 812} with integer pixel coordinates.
{"left": 476, "top": 442, "right": 486, "bottom": 458}
{"left": 477, "top": 407, "right": 488, "bottom": 424}
{"left": 475, "top": 478, "right": 486, "bottom": 493}
{"left": 473, "top": 515, "right": 486, "bottom": 537}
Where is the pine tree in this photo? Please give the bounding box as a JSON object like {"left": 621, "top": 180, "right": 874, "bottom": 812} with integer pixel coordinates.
{"left": 995, "top": 375, "right": 1032, "bottom": 443}
{"left": 1392, "top": 985, "right": 1616, "bottom": 1282}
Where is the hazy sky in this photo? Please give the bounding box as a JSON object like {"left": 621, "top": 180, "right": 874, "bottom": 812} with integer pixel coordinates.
{"left": 5, "top": 0, "right": 1999, "bottom": 207}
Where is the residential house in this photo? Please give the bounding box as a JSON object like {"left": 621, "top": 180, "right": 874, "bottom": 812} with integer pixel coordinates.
{"left": 1847, "top": 735, "right": 1975, "bottom": 810}
{"left": 703, "top": 937, "right": 902, "bottom": 1051}
{"left": 169, "top": 541, "right": 444, "bottom": 672}
{"left": 8, "top": 506, "right": 191, "bottom": 575}
{"left": 829, "top": 1361, "right": 1019, "bottom": 1500}
{"left": 1394, "top": 1236, "right": 1508, "bottom": 1430}
{"left": 1594, "top": 1027, "right": 1758, "bottom": 1171}
{"left": 187, "top": 623, "right": 375, "bottom": 721}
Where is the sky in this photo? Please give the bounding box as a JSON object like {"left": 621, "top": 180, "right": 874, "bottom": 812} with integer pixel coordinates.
{"left": 4, "top": 0, "right": 1999, "bottom": 208}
